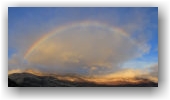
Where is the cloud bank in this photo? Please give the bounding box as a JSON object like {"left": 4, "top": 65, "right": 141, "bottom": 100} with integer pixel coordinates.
{"left": 9, "top": 22, "right": 151, "bottom": 75}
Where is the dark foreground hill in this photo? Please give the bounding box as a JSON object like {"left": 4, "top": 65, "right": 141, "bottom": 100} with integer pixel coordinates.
{"left": 8, "top": 73, "right": 158, "bottom": 87}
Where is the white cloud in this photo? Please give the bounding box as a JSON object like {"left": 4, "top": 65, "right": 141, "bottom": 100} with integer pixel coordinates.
{"left": 20, "top": 23, "right": 150, "bottom": 75}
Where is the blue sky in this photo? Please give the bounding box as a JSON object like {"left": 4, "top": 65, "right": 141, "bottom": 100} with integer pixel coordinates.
{"left": 8, "top": 7, "right": 158, "bottom": 73}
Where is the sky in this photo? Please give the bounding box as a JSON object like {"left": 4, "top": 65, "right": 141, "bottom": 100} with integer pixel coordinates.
{"left": 8, "top": 7, "right": 158, "bottom": 79}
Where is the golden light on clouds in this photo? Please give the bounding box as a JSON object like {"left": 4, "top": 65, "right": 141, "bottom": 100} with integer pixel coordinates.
{"left": 19, "top": 22, "right": 150, "bottom": 75}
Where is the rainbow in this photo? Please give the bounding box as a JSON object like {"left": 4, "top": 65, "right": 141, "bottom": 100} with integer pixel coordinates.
{"left": 24, "top": 21, "right": 130, "bottom": 59}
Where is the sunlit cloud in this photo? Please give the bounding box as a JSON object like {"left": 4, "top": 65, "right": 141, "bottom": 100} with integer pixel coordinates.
{"left": 8, "top": 22, "right": 151, "bottom": 75}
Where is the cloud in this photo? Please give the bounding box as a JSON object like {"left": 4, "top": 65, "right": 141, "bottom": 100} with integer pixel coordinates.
{"left": 148, "top": 63, "right": 158, "bottom": 77}
{"left": 17, "top": 23, "right": 150, "bottom": 75}
{"left": 8, "top": 8, "right": 158, "bottom": 77}
{"left": 87, "top": 69, "right": 158, "bottom": 84}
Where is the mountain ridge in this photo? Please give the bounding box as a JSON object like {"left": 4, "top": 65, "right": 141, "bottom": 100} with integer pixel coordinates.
{"left": 8, "top": 72, "right": 158, "bottom": 87}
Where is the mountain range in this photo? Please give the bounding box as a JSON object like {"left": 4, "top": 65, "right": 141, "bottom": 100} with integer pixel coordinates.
{"left": 8, "top": 72, "right": 158, "bottom": 87}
